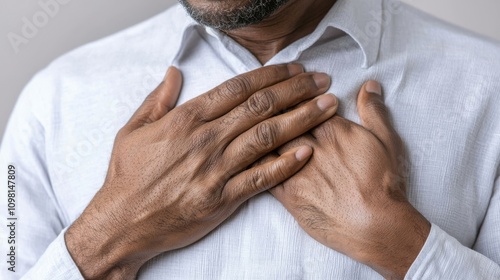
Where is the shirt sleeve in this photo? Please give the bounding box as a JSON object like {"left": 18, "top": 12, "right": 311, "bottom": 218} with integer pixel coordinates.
{"left": 406, "top": 174, "right": 500, "bottom": 280}
{"left": 21, "top": 229, "right": 84, "bottom": 280}
{"left": 0, "top": 73, "right": 83, "bottom": 279}
{"left": 473, "top": 174, "right": 500, "bottom": 264}
{"left": 405, "top": 224, "right": 500, "bottom": 279}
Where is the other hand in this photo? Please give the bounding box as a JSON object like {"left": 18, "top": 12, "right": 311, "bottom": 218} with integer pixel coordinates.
{"left": 268, "top": 80, "right": 431, "bottom": 279}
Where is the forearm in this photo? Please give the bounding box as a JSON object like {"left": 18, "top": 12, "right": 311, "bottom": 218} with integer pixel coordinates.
{"left": 64, "top": 199, "right": 145, "bottom": 280}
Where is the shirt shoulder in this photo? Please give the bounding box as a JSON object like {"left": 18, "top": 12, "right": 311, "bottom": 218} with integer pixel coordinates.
{"left": 13, "top": 4, "right": 190, "bottom": 143}
{"left": 36, "top": 4, "right": 188, "bottom": 87}
{"left": 385, "top": 1, "right": 500, "bottom": 70}
{"left": 380, "top": 1, "right": 500, "bottom": 135}
{"left": 18, "top": 4, "right": 189, "bottom": 117}
{"left": 382, "top": 0, "right": 500, "bottom": 105}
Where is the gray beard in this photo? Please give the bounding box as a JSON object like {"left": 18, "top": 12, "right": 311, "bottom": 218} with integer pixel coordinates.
{"left": 178, "top": 0, "right": 290, "bottom": 30}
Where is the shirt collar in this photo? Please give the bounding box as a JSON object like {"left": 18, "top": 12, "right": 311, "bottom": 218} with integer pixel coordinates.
{"left": 169, "top": 0, "right": 383, "bottom": 68}
{"left": 308, "top": 0, "right": 383, "bottom": 68}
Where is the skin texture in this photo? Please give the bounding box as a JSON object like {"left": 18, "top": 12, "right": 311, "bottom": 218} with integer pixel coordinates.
{"left": 65, "top": 0, "right": 432, "bottom": 279}
{"left": 264, "top": 81, "right": 431, "bottom": 279}
{"left": 179, "top": 0, "right": 337, "bottom": 63}
{"left": 65, "top": 64, "right": 338, "bottom": 279}
{"left": 178, "top": 0, "right": 290, "bottom": 30}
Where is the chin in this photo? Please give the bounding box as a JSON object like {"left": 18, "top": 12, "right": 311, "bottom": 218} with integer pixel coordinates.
{"left": 183, "top": 0, "right": 253, "bottom": 10}
{"left": 179, "top": 0, "right": 290, "bottom": 30}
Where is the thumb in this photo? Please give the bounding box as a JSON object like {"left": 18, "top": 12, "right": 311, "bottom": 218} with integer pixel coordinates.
{"left": 124, "top": 66, "right": 182, "bottom": 133}
{"left": 357, "top": 80, "right": 401, "bottom": 154}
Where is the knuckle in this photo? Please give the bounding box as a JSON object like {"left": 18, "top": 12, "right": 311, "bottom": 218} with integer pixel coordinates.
{"left": 254, "top": 122, "right": 278, "bottom": 150}
{"left": 141, "top": 90, "right": 157, "bottom": 106}
{"left": 294, "top": 74, "right": 317, "bottom": 93}
{"left": 296, "top": 105, "right": 320, "bottom": 124}
{"left": 171, "top": 105, "right": 201, "bottom": 124}
{"left": 247, "top": 170, "right": 266, "bottom": 194}
{"left": 268, "top": 64, "right": 285, "bottom": 75}
{"left": 264, "top": 64, "right": 288, "bottom": 80}
{"left": 334, "top": 116, "right": 355, "bottom": 134}
{"left": 245, "top": 89, "right": 276, "bottom": 117}
{"left": 190, "top": 189, "right": 224, "bottom": 221}
{"left": 270, "top": 159, "right": 290, "bottom": 181}
{"left": 221, "top": 76, "right": 253, "bottom": 99}
{"left": 192, "top": 126, "right": 220, "bottom": 150}
{"left": 365, "top": 99, "right": 389, "bottom": 116}
{"left": 314, "top": 117, "right": 349, "bottom": 138}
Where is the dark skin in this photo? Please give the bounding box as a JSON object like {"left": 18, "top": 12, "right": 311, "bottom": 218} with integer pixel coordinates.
{"left": 266, "top": 81, "right": 430, "bottom": 279}
{"left": 65, "top": 0, "right": 431, "bottom": 279}
{"left": 222, "top": 0, "right": 338, "bottom": 64}
{"left": 66, "top": 65, "right": 338, "bottom": 279}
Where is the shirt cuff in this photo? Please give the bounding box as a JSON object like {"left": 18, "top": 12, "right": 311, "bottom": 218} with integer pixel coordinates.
{"left": 22, "top": 228, "right": 84, "bottom": 280}
{"left": 405, "top": 223, "right": 500, "bottom": 279}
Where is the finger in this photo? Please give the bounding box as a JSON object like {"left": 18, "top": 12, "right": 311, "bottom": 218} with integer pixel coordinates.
{"left": 357, "top": 80, "right": 403, "bottom": 156}
{"left": 276, "top": 134, "right": 316, "bottom": 155}
{"left": 223, "top": 146, "right": 313, "bottom": 203}
{"left": 215, "top": 72, "right": 330, "bottom": 141}
{"left": 223, "top": 93, "right": 337, "bottom": 173}
{"left": 122, "top": 67, "right": 182, "bottom": 134}
{"left": 250, "top": 151, "right": 280, "bottom": 168}
{"left": 184, "top": 63, "right": 304, "bottom": 120}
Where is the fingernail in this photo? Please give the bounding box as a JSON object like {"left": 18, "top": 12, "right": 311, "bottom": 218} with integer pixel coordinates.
{"left": 313, "top": 73, "right": 331, "bottom": 90}
{"left": 295, "top": 146, "right": 313, "bottom": 161}
{"left": 365, "top": 80, "right": 382, "bottom": 95}
{"left": 287, "top": 63, "right": 304, "bottom": 76}
{"left": 317, "top": 93, "right": 337, "bottom": 111}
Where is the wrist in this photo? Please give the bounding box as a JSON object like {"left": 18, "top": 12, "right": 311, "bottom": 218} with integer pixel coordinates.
{"left": 366, "top": 203, "right": 431, "bottom": 279}
{"left": 64, "top": 209, "right": 145, "bottom": 279}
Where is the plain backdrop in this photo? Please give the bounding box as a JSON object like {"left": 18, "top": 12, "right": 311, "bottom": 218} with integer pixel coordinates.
{"left": 1, "top": 0, "right": 500, "bottom": 139}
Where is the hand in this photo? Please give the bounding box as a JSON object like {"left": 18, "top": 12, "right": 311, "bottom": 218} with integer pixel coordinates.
{"left": 65, "top": 64, "right": 339, "bottom": 279}
{"left": 268, "top": 81, "right": 431, "bottom": 279}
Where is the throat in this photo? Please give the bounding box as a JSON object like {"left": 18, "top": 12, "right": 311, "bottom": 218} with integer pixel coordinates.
{"left": 227, "top": 36, "right": 297, "bottom": 65}
{"left": 223, "top": 0, "right": 337, "bottom": 64}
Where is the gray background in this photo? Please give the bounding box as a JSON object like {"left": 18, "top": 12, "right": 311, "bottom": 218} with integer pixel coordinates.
{"left": 1, "top": 0, "right": 500, "bottom": 139}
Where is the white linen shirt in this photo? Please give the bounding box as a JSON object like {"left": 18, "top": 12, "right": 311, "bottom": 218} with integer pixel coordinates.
{"left": 1, "top": 0, "right": 500, "bottom": 279}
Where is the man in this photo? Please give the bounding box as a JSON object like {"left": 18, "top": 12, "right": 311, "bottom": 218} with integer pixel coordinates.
{"left": 1, "top": 0, "right": 499, "bottom": 279}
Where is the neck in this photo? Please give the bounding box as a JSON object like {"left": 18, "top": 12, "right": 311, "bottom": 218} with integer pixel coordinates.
{"left": 223, "top": 0, "right": 337, "bottom": 64}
